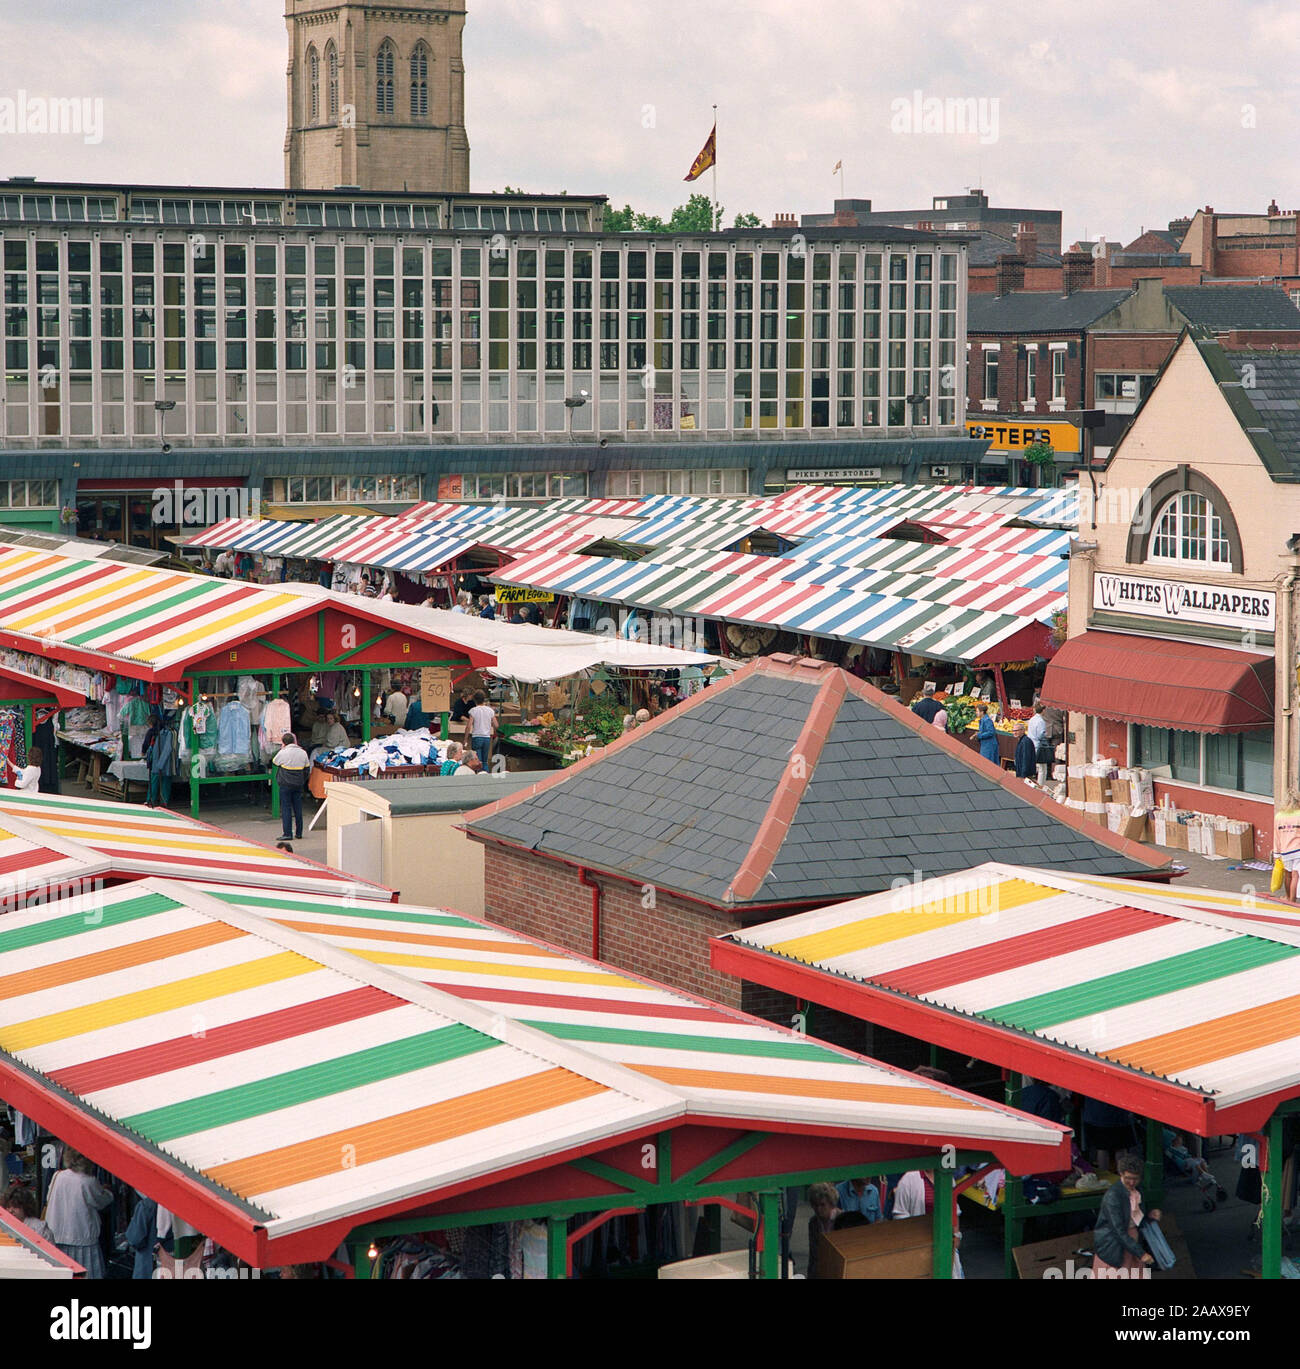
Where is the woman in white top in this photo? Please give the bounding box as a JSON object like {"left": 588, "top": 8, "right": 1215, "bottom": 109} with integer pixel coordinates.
{"left": 3, "top": 744, "right": 41, "bottom": 791}
{"left": 44, "top": 1149, "right": 113, "bottom": 1278}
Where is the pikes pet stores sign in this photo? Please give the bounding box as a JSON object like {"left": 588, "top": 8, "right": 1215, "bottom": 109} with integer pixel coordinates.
{"left": 1094, "top": 572, "right": 1276, "bottom": 633}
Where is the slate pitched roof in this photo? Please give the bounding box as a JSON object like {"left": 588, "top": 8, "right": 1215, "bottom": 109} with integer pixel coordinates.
{"left": 1219, "top": 346, "right": 1300, "bottom": 478}
{"left": 968, "top": 288, "right": 1133, "bottom": 335}
{"left": 1167, "top": 285, "right": 1300, "bottom": 333}
{"left": 466, "top": 656, "right": 1165, "bottom": 910}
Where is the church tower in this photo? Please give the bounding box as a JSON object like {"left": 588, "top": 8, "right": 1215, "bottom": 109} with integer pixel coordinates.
{"left": 284, "top": 1, "right": 470, "bottom": 193}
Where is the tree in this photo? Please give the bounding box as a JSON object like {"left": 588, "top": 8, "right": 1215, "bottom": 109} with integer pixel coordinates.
{"left": 667, "top": 193, "right": 718, "bottom": 233}
{"left": 602, "top": 194, "right": 760, "bottom": 234}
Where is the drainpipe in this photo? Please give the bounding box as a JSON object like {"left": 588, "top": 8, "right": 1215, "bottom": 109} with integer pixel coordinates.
{"left": 579, "top": 867, "right": 601, "bottom": 959}
{"left": 1280, "top": 564, "right": 1299, "bottom": 815}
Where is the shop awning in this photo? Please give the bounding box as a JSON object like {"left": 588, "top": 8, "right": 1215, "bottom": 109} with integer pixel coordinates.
{"left": 1041, "top": 630, "right": 1274, "bottom": 733}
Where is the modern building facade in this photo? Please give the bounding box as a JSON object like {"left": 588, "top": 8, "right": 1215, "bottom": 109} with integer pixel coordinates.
{"left": 284, "top": 0, "right": 470, "bottom": 194}
{"left": 0, "top": 178, "right": 980, "bottom": 542}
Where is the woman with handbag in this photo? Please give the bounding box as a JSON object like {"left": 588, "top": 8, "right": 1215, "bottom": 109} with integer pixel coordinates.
{"left": 1093, "top": 1156, "right": 1160, "bottom": 1277}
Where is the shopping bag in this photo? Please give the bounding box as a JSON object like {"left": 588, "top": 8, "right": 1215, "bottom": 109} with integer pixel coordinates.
{"left": 1141, "top": 1219, "right": 1176, "bottom": 1271}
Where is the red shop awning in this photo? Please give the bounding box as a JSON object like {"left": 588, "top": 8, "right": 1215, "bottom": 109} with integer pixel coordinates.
{"left": 1040, "top": 630, "right": 1274, "bottom": 733}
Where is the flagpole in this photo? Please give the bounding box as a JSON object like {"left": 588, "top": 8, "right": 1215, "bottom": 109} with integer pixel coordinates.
{"left": 839, "top": 162, "right": 845, "bottom": 199}
{"left": 712, "top": 104, "right": 719, "bottom": 231}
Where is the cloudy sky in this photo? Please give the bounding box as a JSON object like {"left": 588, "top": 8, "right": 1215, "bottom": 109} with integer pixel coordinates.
{"left": 1, "top": 0, "right": 1297, "bottom": 246}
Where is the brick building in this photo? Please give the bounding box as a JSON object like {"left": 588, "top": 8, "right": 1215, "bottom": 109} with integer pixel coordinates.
{"left": 965, "top": 279, "right": 1300, "bottom": 480}
{"left": 464, "top": 655, "right": 1161, "bottom": 1026}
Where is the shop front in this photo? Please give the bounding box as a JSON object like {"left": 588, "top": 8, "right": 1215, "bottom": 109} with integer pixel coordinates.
{"left": 963, "top": 417, "right": 1080, "bottom": 488}
{"left": 1041, "top": 332, "right": 1300, "bottom": 857}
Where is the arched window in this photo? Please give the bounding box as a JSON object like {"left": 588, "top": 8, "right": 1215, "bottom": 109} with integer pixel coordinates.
{"left": 1148, "top": 491, "right": 1231, "bottom": 565}
{"left": 326, "top": 43, "right": 338, "bottom": 121}
{"left": 307, "top": 46, "right": 320, "bottom": 124}
{"left": 376, "top": 41, "right": 395, "bottom": 116}
{"left": 410, "top": 45, "right": 429, "bottom": 118}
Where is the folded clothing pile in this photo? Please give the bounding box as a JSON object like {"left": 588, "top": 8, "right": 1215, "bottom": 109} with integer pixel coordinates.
{"left": 315, "top": 728, "right": 451, "bottom": 777}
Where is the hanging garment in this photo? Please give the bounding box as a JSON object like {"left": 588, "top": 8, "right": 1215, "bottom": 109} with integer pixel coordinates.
{"left": 216, "top": 700, "right": 252, "bottom": 755}
{"left": 181, "top": 701, "right": 217, "bottom": 759}
{"left": 119, "top": 694, "right": 151, "bottom": 761}
{"left": 259, "top": 697, "right": 292, "bottom": 759}
{"left": 237, "top": 676, "right": 267, "bottom": 727}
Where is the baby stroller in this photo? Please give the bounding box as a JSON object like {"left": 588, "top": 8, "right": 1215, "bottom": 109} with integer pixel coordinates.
{"left": 1164, "top": 1129, "right": 1228, "bottom": 1211}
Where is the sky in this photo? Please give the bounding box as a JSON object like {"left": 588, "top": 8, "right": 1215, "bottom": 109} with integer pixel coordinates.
{"left": 1, "top": 0, "right": 1299, "bottom": 247}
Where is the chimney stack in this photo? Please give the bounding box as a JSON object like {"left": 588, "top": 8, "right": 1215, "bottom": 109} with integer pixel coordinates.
{"left": 771, "top": 212, "right": 797, "bottom": 229}
{"left": 1269, "top": 198, "right": 1280, "bottom": 217}
{"left": 1061, "top": 251, "right": 1093, "bottom": 296}
{"left": 995, "top": 253, "right": 1026, "bottom": 296}
{"left": 1014, "top": 221, "right": 1039, "bottom": 262}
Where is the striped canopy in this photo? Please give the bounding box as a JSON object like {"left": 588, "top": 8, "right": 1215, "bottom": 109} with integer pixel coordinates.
{"left": 494, "top": 547, "right": 1055, "bottom": 664}
{"left": 0, "top": 790, "right": 392, "bottom": 900}
{"left": 0, "top": 1210, "right": 83, "bottom": 1278}
{"left": 0, "top": 879, "right": 1068, "bottom": 1263}
{"left": 715, "top": 863, "right": 1300, "bottom": 1133}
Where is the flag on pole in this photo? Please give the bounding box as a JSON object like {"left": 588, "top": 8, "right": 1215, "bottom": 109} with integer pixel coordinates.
{"left": 832, "top": 160, "right": 842, "bottom": 175}
{"left": 684, "top": 123, "right": 717, "bottom": 182}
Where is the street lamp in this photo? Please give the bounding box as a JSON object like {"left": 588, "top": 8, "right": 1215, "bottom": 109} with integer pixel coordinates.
{"left": 154, "top": 398, "right": 176, "bottom": 455}
{"left": 564, "top": 389, "right": 589, "bottom": 443}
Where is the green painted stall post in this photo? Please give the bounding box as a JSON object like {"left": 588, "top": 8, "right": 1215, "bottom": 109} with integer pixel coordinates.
{"left": 22, "top": 702, "right": 32, "bottom": 756}
{"left": 362, "top": 670, "right": 372, "bottom": 742}
{"left": 932, "top": 1165, "right": 955, "bottom": 1279}
{"left": 269, "top": 673, "right": 282, "bottom": 823}
{"left": 1143, "top": 1117, "right": 1165, "bottom": 1209}
{"left": 546, "top": 1214, "right": 568, "bottom": 1280}
{"left": 757, "top": 1191, "right": 781, "bottom": 1279}
{"left": 440, "top": 711, "right": 449, "bottom": 741}
{"left": 1002, "top": 1072, "right": 1025, "bottom": 1279}
{"left": 1262, "top": 1112, "right": 1283, "bottom": 1280}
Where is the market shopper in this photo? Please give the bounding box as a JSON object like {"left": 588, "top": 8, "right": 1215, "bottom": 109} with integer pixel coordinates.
{"left": 911, "top": 681, "right": 942, "bottom": 725}
{"left": 1028, "top": 703, "right": 1052, "bottom": 784}
{"left": 835, "top": 1177, "right": 882, "bottom": 1224}
{"left": 464, "top": 691, "right": 497, "bottom": 769}
{"left": 439, "top": 742, "right": 465, "bottom": 776}
{"left": 1012, "top": 722, "right": 1036, "bottom": 780}
{"left": 805, "top": 1182, "right": 841, "bottom": 1279}
{"left": 2, "top": 744, "right": 42, "bottom": 792}
{"left": 272, "top": 732, "right": 310, "bottom": 842}
{"left": 976, "top": 704, "right": 1001, "bottom": 765}
{"left": 932, "top": 703, "right": 948, "bottom": 733}
{"left": 449, "top": 687, "right": 472, "bottom": 726}
{"left": 44, "top": 1149, "right": 113, "bottom": 1279}
{"left": 1092, "top": 1157, "right": 1159, "bottom": 1277}
{"left": 384, "top": 684, "right": 409, "bottom": 729}
{"left": 3, "top": 1183, "right": 52, "bottom": 1242}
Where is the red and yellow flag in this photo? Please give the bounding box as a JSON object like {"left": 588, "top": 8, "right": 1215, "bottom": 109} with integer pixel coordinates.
{"left": 684, "top": 123, "right": 717, "bottom": 182}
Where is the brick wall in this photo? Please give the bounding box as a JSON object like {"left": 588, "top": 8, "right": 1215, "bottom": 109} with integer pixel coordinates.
{"left": 483, "top": 843, "right": 750, "bottom": 1008}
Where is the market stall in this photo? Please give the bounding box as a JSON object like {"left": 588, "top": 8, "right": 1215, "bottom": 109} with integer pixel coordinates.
{"left": 0, "top": 788, "right": 394, "bottom": 902}
{"left": 713, "top": 861, "right": 1300, "bottom": 1280}
{"left": 0, "top": 547, "right": 491, "bottom": 817}
{"left": 0, "top": 876, "right": 1070, "bottom": 1276}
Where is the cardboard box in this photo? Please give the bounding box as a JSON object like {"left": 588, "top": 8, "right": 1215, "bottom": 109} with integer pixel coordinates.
{"left": 814, "top": 1215, "right": 933, "bottom": 1280}
{"left": 1117, "top": 812, "right": 1149, "bottom": 842}
{"left": 1214, "top": 825, "right": 1255, "bottom": 861}
{"left": 1084, "top": 775, "right": 1112, "bottom": 804}
{"left": 1164, "top": 820, "right": 1188, "bottom": 851}
{"left": 1067, "top": 777, "right": 1085, "bottom": 802}
{"left": 1109, "top": 778, "right": 1131, "bottom": 805}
